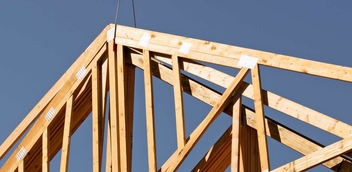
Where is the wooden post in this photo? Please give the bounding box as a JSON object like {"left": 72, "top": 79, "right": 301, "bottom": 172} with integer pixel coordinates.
{"left": 105, "top": 115, "right": 112, "bottom": 172}
{"left": 92, "top": 62, "right": 102, "bottom": 172}
{"left": 125, "top": 63, "right": 136, "bottom": 172}
{"left": 172, "top": 55, "right": 186, "bottom": 149}
{"left": 42, "top": 127, "right": 50, "bottom": 172}
{"left": 18, "top": 160, "right": 24, "bottom": 172}
{"left": 231, "top": 97, "right": 242, "bottom": 172}
{"left": 251, "top": 64, "right": 270, "bottom": 172}
{"left": 117, "top": 44, "right": 128, "bottom": 172}
{"left": 60, "top": 95, "right": 74, "bottom": 172}
{"left": 108, "top": 39, "right": 121, "bottom": 172}
{"left": 143, "top": 49, "right": 158, "bottom": 172}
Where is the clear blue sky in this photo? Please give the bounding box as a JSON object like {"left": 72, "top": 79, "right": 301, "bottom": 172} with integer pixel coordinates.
{"left": 1, "top": 1, "right": 352, "bottom": 171}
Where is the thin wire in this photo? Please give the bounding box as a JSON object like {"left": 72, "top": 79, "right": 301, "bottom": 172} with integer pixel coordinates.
{"left": 114, "top": 0, "right": 122, "bottom": 38}
{"left": 131, "top": 0, "right": 137, "bottom": 28}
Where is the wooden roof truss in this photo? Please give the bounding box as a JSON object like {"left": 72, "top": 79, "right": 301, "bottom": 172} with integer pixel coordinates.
{"left": 1, "top": 24, "right": 352, "bottom": 171}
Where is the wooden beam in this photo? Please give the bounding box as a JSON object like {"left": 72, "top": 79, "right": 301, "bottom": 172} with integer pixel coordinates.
{"left": 192, "top": 125, "right": 232, "bottom": 172}
{"left": 124, "top": 63, "right": 136, "bottom": 172}
{"left": 105, "top": 115, "right": 112, "bottom": 172}
{"left": 100, "top": 58, "right": 109, "bottom": 171}
{"left": 114, "top": 24, "right": 352, "bottom": 82}
{"left": 272, "top": 136, "right": 352, "bottom": 172}
{"left": 172, "top": 55, "right": 186, "bottom": 149}
{"left": 128, "top": 51, "right": 352, "bottom": 171}
{"left": 161, "top": 67, "right": 249, "bottom": 172}
{"left": 108, "top": 40, "right": 121, "bottom": 172}
{"left": 42, "top": 127, "right": 50, "bottom": 172}
{"left": 231, "top": 97, "right": 242, "bottom": 172}
{"left": 117, "top": 44, "right": 129, "bottom": 172}
{"left": 59, "top": 95, "right": 74, "bottom": 172}
{"left": 18, "top": 160, "right": 24, "bottom": 172}
{"left": 0, "top": 25, "right": 109, "bottom": 160}
{"left": 155, "top": 56, "right": 352, "bottom": 139}
{"left": 251, "top": 64, "right": 270, "bottom": 171}
{"left": 143, "top": 49, "right": 158, "bottom": 172}
{"left": 92, "top": 62, "right": 102, "bottom": 172}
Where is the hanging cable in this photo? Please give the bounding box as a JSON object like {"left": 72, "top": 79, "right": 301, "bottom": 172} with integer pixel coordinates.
{"left": 114, "top": 0, "right": 122, "bottom": 38}
{"left": 131, "top": 0, "right": 137, "bottom": 28}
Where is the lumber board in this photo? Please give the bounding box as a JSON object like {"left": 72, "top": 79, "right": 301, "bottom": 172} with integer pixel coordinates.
{"left": 155, "top": 56, "right": 352, "bottom": 139}
{"left": 124, "top": 62, "right": 136, "bottom": 172}
{"left": 18, "top": 160, "right": 24, "bottom": 172}
{"left": 92, "top": 62, "right": 102, "bottom": 172}
{"left": 272, "top": 136, "right": 352, "bottom": 172}
{"left": 100, "top": 58, "right": 109, "bottom": 170}
{"left": 60, "top": 95, "right": 74, "bottom": 172}
{"left": 192, "top": 125, "right": 232, "bottom": 172}
{"left": 143, "top": 49, "right": 158, "bottom": 172}
{"left": 113, "top": 24, "right": 352, "bottom": 82}
{"left": 0, "top": 24, "right": 109, "bottom": 160}
{"left": 161, "top": 68, "right": 249, "bottom": 172}
{"left": 117, "top": 44, "right": 129, "bottom": 172}
{"left": 251, "top": 64, "right": 270, "bottom": 171}
{"left": 231, "top": 97, "right": 242, "bottom": 172}
{"left": 108, "top": 40, "right": 121, "bottom": 172}
{"left": 172, "top": 55, "right": 186, "bottom": 149}
{"left": 105, "top": 115, "right": 112, "bottom": 172}
{"left": 42, "top": 128, "right": 50, "bottom": 172}
{"left": 127, "top": 51, "right": 352, "bottom": 171}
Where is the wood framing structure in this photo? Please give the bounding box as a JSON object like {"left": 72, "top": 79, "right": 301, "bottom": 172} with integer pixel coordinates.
{"left": 1, "top": 24, "right": 352, "bottom": 171}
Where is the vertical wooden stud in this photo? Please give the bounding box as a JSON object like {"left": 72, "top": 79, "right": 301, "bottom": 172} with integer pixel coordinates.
{"left": 143, "top": 49, "right": 158, "bottom": 172}
{"left": 231, "top": 97, "right": 242, "bottom": 172}
{"left": 117, "top": 44, "right": 128, "bottom": 172}
{"left": 108, "top": 40, "right": 120, "bottom": 172}
{"left": 42, "top": 127, "right": 50, "bottom": 172}
{"left": 92, "top": 62, "right": 102, "bottom": 172}
{"left": 172, "top": 55, "right": 186, "bottom": 149}
{"left": 60, "top": 95, "right": 74, "bottom": 172}
{"left": 125, "top": 63, "right": 136, "bottom": 172}
{"left": 251, "top": 64, "right": 270, "bottom": 171}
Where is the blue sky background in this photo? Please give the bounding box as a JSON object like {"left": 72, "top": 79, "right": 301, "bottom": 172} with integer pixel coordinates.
{"left": 1, "top": 1, "right": 352, "bottom": 171}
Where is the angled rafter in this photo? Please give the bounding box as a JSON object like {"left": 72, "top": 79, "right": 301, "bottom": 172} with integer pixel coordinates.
{"left": 273, "top": 136, "right": 352, "bottom": 171}
{"left": 114, "top": 24, "right": 352, "bottom": 82}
